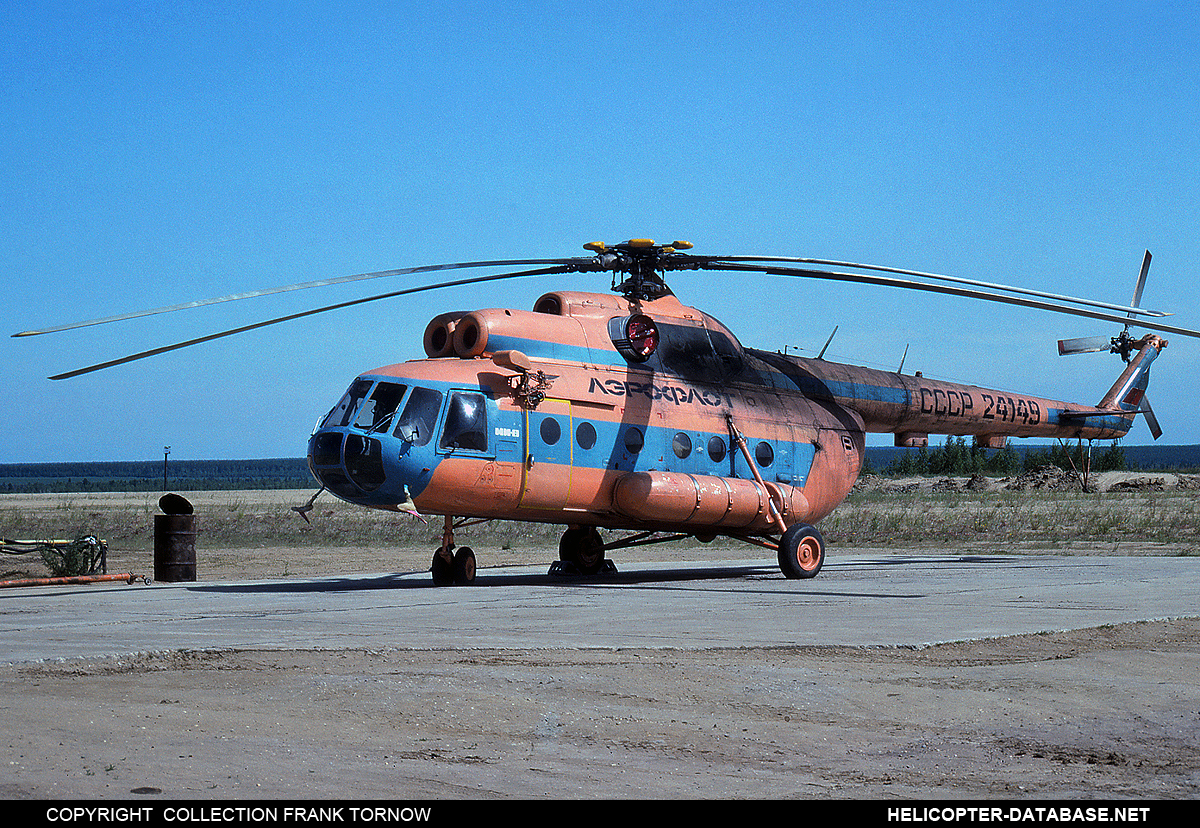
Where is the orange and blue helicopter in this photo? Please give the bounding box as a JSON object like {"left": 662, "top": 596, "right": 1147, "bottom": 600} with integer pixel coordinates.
{"left": 19, "top": 241, "right": 1200, "bottom": 585}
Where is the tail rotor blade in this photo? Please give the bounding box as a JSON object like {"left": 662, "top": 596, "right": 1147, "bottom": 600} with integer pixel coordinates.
{"left": 1129, "top": 250, "right": 1152, "bottom": 318}
{"left": 1058, "top": 335, "right": 1112, "bottom": 356}
{"left": 1142, "top": 396, "right": 1163, "bottom": 440}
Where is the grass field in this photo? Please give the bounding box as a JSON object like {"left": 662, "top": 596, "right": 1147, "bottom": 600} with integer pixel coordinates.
{"left": 3, "top": 473, "right": 1198, "bottom": 582}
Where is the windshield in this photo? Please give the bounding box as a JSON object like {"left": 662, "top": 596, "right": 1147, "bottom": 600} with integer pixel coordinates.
{"left": 394, "top": 386, "right": 442, "bottom": 446}
{"left": 322, "top": 379, "right": 373, "bottom": 428}
{"left": 353, "top": 382, "right": 407, "bottom": 432}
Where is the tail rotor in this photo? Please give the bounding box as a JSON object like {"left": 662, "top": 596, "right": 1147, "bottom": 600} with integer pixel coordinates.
{"left": 1057, "top": 251, "right": 1163, "bottom": 438}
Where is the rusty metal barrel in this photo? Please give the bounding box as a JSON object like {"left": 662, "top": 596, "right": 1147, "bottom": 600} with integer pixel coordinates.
{"left": 154, "top": 493, "right": 197, "bottom": 582}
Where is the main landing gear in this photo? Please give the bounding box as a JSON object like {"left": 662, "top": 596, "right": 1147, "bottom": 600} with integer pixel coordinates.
{"left": 553, "top": 525, "right": 613, "bottom": 576}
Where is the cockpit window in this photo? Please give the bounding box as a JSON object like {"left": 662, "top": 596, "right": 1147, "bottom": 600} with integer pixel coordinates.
{"left": 322, "top": 379, "right": 373, "bottom": 428}
{"left": 439, "top": 391, "right": 489, "bottom": 452}
{"left": 395, "top": 386, "right": 442, "bottom": 446}
{"left": 656, "top": 322, "right": 744, "bottom": 382}
{"left": 353, "top": 382, "right": 407, "bottom": 432}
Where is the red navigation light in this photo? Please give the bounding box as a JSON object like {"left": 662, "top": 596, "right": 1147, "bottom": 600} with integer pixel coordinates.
{"left": 625, "top": 314, "right": 659, "bottom": 360}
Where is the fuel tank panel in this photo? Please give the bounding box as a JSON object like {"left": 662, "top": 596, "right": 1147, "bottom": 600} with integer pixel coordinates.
{"left": 612, "top": 470, "right": 810, "bottom": 532}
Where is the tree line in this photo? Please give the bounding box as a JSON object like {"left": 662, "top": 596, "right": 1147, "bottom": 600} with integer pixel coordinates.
{"left": 0, "top": 458, "right": 315, "bottom": 493}
{"left": 875, "top": 437, "right": 1126, "bottom": 477}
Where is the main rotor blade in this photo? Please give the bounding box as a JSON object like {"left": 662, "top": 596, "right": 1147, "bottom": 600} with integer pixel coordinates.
{"left": 701, "top": 262, "right": 1200, "bottom": 341}
{"left": 697, "top": 256, "right": 1172, "bottom": 319}
{"left": 48, "top": 264, "right": 577, "bottom": 380}
{"left": 16, "top": 257, "right": 594, "bottom": 338}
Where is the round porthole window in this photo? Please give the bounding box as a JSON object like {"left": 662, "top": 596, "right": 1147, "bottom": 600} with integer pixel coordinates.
{"left": 576, "top": 422, "right": 597, "bottom": 450}
{"left": 708, "top": 436, "right": 727, "bottom": 462}
{"left": 540, "top": 417, "right": 561, "bottom": 445}
{"left": 755, "top": 441, "right": 774, "bottom": 467}
{"left": 672, "top": 432, "right": 692, "bottom": 459}
{"left": 624, "top": 427, "right": 644, "bottom": 454}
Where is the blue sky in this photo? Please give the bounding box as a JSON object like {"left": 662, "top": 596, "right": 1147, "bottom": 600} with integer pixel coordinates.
{"left": 3, "top": 1, "right": 1199, "bottom": 463}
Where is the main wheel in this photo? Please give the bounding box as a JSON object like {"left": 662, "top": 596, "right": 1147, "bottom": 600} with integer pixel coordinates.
{"left": 431, "top": 549, "right": 454, "bottom": 586}
{"left": 453, "top": 546, "right": 476, "bottom": 585}
{"left": 778, "top": 523, "right": 825, "bottom": 579}
{"left": 558, "top": 527, "right": 605, "bottom": 575}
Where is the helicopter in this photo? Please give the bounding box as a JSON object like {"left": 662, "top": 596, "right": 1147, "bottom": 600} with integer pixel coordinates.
{"left": 17, "top": 240, "right": 1200, "bottom": 585}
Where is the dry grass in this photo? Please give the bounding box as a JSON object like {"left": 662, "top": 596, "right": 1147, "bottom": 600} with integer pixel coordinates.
{"left": 822, "top": 486, "right": 1200, "bottom": 550}
{"left": 2, "top": 482, "right": 1198, "bottom": 581}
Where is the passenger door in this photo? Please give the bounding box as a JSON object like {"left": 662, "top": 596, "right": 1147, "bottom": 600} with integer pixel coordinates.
{"left": 519, "top": 398, "right": 573, "bottom": 510}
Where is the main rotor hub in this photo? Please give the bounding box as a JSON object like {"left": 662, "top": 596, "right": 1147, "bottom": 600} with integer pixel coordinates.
{"left": 585, "top": 239, "right": 697, "bottom": 301}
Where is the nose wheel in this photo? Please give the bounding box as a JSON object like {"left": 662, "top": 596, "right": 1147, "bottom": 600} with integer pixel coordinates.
{"left": 431, "top": 545, "right": 476, "bottom": 585}
{"left": 777, "top": 523, "right": 825, "bottom": 579}
{"left": 431, "top": 516, "right": 477, "bottom": 586}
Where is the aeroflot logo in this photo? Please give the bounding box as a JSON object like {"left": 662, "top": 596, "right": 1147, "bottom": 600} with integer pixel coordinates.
{"left": 589, "top": 377, "right": 733, "bottom": 407}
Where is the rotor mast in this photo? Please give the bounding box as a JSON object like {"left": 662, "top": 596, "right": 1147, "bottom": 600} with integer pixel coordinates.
{"left": 586, "top": 239, "right": 696, "bottom": 301}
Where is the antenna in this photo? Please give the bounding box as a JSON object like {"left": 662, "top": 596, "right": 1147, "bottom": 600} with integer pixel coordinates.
{"left": 816, "top": 326, "right": 838, "bottom": 360}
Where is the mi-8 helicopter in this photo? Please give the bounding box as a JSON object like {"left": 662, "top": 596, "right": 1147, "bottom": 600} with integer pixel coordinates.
{"left": 19, "top": 240, "right": 1200, "bottom": 585}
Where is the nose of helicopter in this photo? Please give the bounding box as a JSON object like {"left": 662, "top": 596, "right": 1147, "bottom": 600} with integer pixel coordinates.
{"left": 307, "top": 426, "right": 426, "bottom": 508}
{"left": 307, "top": 378, "right": 445, "bottom": 507}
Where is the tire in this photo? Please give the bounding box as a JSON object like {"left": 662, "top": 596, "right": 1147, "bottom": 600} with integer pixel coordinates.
{"left": 453, "top": 546, "right": 476, "bottom": 585}
{"left": 431, "top": 550, "right": 454, "bottom": 586}
{"left": 778, "top": 524, "right": 825, "bottom": 579}
{"left": 558, "top": 527, "right": 605, "bottom": 575}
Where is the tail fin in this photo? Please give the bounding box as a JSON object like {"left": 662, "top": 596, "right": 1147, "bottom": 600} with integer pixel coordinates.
{"left": 1097, "top": 334, "right": 1166, "bottom": 439}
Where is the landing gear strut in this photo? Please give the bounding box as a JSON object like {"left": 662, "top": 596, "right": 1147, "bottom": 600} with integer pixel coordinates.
{"left": 431, "top": 515, "right": 476, "bottom": 586}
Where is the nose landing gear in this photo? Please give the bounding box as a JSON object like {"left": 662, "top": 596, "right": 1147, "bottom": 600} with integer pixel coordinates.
{"left": 431, "top": 515, "right": 477, "bottom": 586}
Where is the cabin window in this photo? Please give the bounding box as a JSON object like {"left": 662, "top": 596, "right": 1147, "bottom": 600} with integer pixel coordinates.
{"left": 394, "top": 386, "right": 442, "bottom": 446}
{"left": 708, "top": 436, "right": 727, "bottom": 463}
{"left": 323, "top": 379, "right": 373, "bottom": 428}
{"left": 440, "top": 391, "right": 489, "bottom": 452}
{"left": 540, "top": 417, "right": 561, "bottom": 445}
{"left": 755, "top": 441, "right": 774, "bottom": 468}
{"left": 672, "top": 432, "right": 692, "bottom": 459}
{"left": 623, "top": 427, "right": 644, "bottom": 454}
{"left": 576, "top": 422, "right": 597, "bottom": 450}
{"left": 353, "top": 382, "right": 407, "bottom": 432}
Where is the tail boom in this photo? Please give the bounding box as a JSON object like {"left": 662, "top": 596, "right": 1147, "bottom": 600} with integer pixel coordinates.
{"left": 780, "top": 340, "right": 1164, "bottom": 444}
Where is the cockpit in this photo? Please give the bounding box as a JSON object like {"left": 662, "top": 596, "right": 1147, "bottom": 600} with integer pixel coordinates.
{"left": 309, "top": 380, "right": 448, "bottom": 500}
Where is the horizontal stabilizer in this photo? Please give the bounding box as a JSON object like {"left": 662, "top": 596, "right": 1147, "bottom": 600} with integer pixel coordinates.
{"left": 1057, "top": 403, "right": 1162, "bottom": 440}
{"left": 1058, "top": 407, "right": 1140, "bottom": 420}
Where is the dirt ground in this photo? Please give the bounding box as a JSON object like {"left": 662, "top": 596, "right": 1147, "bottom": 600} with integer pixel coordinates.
{"left": 2, "top": 488, "right": 1199, "bottom": 800}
